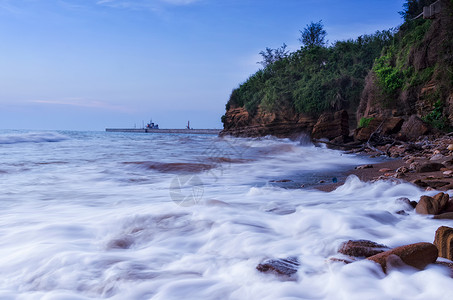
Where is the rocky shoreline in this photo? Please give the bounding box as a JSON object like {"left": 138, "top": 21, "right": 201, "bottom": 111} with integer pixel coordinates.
{"left": 317, "top": 133, "right": 453, "bottom": 192}
{"left": 259, "top": 133, "right": 453, "bottom": 280}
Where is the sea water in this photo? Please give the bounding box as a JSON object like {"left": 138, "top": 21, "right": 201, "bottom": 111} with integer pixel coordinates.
{"left": 0, "top": 130, "right": 452, "bottom": 300}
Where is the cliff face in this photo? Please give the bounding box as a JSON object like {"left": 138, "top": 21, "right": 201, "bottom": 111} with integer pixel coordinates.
{"left": 220, "top": 106, "right": 317, "bottom": 138}
{"left": 221, "top": 0, "right": 453, "bottom": 140}
{"left": 357, "top": 0, "right": 453, "bottom": 129}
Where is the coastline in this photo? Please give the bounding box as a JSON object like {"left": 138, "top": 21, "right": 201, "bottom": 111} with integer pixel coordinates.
{"left": 315, "top": 135, "right": 453, "bottom": 192}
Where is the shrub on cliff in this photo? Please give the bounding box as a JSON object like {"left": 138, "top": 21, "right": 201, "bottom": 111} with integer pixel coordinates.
{"left": 226, "top": 27, "right": 394, "bottom": 117}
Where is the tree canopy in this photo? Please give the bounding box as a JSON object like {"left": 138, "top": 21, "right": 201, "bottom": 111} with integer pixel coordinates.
{"left": 299, "top": 20, "right": 327, "bottom": 48}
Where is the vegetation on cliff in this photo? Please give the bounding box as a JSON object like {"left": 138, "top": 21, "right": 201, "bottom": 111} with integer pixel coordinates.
{"left": 225, "top": 25, "right": 394, "bottom": 118}
{"left": 223, "top": 0, "right": 453, "bottom": 134}
{"left": 363, "top": 0, "right": 453, "bottom": 130}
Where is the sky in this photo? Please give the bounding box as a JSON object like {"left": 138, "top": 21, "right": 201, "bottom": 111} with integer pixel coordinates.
{"left": 0, "top": 0, "right": 405, "bottom": 131}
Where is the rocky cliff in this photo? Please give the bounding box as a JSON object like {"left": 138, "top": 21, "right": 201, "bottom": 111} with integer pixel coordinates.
{"left": 357, "top": 0, "right": 453, "bottom": 131}
{"left": 221, "top": 0, "right": 453, "bottom": 142}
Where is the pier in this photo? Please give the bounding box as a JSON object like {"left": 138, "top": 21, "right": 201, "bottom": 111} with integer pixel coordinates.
{"left": 105, "top": 128, "right": 221, "bottom": 134}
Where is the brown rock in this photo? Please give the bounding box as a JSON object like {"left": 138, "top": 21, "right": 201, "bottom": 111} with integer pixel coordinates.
{"left": 433, "top": 192, "right": 450, "bottom": 211}
{"left": 416, "top": 195, "right": 437, "bottom": 214}
{"left": 433, "top": 226, "right": 453, "bottom": 260}
{"left": 354, "top": 117, "right": 404, "bottom": 141}
{"left": 256, "top": 257, "right": 299, "bottom": 277}
{"left": 416, "top": 162, "right": 446, "bottom": 173}
{"left": 399, "top": 116, "right": 431, "bottom": 141}
{"left": 338, "top": 240, "right": 390, "bottom": 258}
{"left": 367, "top": 242, "right": 438, "bottom": 273}
{"left": 379, "top": 168, "right": 393, "bottom": 173}
{"left": 444, "top": 200, "right": 453, "bottom": 213}
{"left": 311, "top": 110, "right": 349, "bottom": 140}
{"left": 415, "top": 193, "right": 449, "bottom": 215}
{"left": 433, "top": 212, "right": 453, "bottom": 219}
{"left": 426, "top": 181, "right": 450, "bottom": 189}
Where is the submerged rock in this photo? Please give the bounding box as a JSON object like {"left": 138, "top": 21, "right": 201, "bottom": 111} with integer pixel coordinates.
{"left": 256, "top": 257, "right": 299, "bottom": 277}
{"left": 434, "top": 226, "right": 453, "bottom": 261}
{"left": 338, "top": 240, "right": 390, "bottom": 258}
{"left": 367, "top": 242, "right": 438, "bottom": 273}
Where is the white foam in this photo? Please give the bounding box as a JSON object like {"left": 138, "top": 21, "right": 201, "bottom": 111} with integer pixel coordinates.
{"left": 1, "top": 131, "right": 452, "bottom": 299}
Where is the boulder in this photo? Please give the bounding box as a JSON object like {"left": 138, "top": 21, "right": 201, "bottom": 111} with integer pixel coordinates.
{"left": 433, "top": 226, "right": 453, "bottom": 260}
{"left": 311, "top": 110, "right": 349, "bottom": 140}
{"left": 256, "top": 257, "right": 299, "bottom": 277}
{"left": 398, "top": 116, "right": 431, "bottom": 141}
{"left": 415, "top": 193, "right": 449, "bottom": 215}
{"left": 416, "top": 162, "right": 446, "bottom": 173}
{"left": 338, "top": 240, "right": 390, "bottom": 258}
{"left": 354, "top": 117, "right": 404, "bottom": 141}
{"left": 367, "top": 242, "right": 438, "bottom": 273}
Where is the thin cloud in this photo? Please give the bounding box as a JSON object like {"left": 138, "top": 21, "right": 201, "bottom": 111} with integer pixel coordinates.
{"left": 96, "top": 0, "right": 201, "bottom": 10}
{"left": 31, "top": 99, "right": 136, "bottom": 113}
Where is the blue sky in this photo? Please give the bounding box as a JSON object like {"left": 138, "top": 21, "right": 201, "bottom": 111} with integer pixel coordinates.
{"left": 0, "top": 0, "right": 404, "bottom": 130}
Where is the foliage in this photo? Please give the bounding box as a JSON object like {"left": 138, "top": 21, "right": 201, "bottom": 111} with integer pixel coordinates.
{"left": 299, "top": 20, "right": 327, "bottom": 48}
{"left": 372, "top": 18, "right": 432, "bottom": 101}
{"left": 258, "top": 44, "right": 289, "bottom": 68}
{"left": 373, "top": 51, "right": 403, "bottom": 95}
{"left": 422, "top": 100, "right": 449, "bottom": 130}
{"left": 226, "top": 28, "right": 395, "bottom": 116}
{"left": 358, "top": 117, "right": 374, "bottom": 128}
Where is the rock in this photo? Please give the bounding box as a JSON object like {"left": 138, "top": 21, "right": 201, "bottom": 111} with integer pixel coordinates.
{"left": 355, "top": 164, "right": 373, "bottom": 170}
{"left": 398, "top": 116, "right": 431, "bottom": 141}
{"left": 433, "top": 192, "right": 450, "bottom": 211}
{"left": 448, "top": 144, "right": 453, "bottom": 151}
{"left": 443, "top": 170, "right": 453, "bottom": 175}
{"left": 433, "top": 212, "right": 453, "bottom": 219}
{"left": 416, "top": 196, "right": 437, "bottom": 214}
{"left": 412, "top": 179, "right": 428, "bottom": 188}
{"left": 415, "top": 193, "right": 449, "bottom": 215}
{"left": 433, "top": 226, "right": 453, "bottom": 261}
{"left": 256, "top": 257, "right": 299, "bottom": 276}
{"left": 354, "top": 117, "right": 404, "bottom": 141}
{"left": 409, "top": 161, "right": 420, "bottom": 171}
{"left": 338, "top": 240, "right": 390, "bottom": 258}
{"left": 416, "top": 162, "right": 445, "bottom": 173}
{"left": 379, "top": 168, "right": 393, "bottom": 173}
{"left": 444, "top": 200, "right": 453, "bottom": 212}
{"left": 367, "top": 242, "right": 438, "bottom": 273}
{"left": 311, "top": 110, "right": 349, "bottom": 141}
{"left": 425, "top": 181, "right": 450, "bottom": 189}
{"left": 396, "top": 197, "right": 416, "bottom": 210}
{"left": 396, "top": 166, "right": 409, "bottom": 174}
{"left": 270, "top": 179, "right": 293, "bottom": 183}
{"left": 430, "top": 154, "right": 446, "bottom": 161}
{"left": 328, "top": 257, "right": 356, "bottom": 264}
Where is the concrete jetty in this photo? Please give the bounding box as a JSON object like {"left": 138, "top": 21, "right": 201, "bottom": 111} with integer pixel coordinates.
{"left": 105, "top": 128, "right": 221, "bottom": 134}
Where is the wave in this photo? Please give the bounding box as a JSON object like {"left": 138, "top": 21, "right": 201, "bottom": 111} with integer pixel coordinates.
{"left": 0, "top": 132, "right": 69, "bottom": 144}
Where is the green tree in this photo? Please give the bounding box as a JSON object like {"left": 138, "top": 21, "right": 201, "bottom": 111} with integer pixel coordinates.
{"left": 299, "top": 20, "right": 327, "bottom": 48}
{"left": 258, "top": 43, "right": 289, "bottom": 68}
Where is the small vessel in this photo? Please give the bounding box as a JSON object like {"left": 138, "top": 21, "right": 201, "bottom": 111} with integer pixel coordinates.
{"left": 146, "top": 120, "right": 159, "bottom": 129}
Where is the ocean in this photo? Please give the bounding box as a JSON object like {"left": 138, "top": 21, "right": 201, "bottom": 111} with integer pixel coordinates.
{"left": 0, "top": 130, "right": 452, "bottom": 299}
